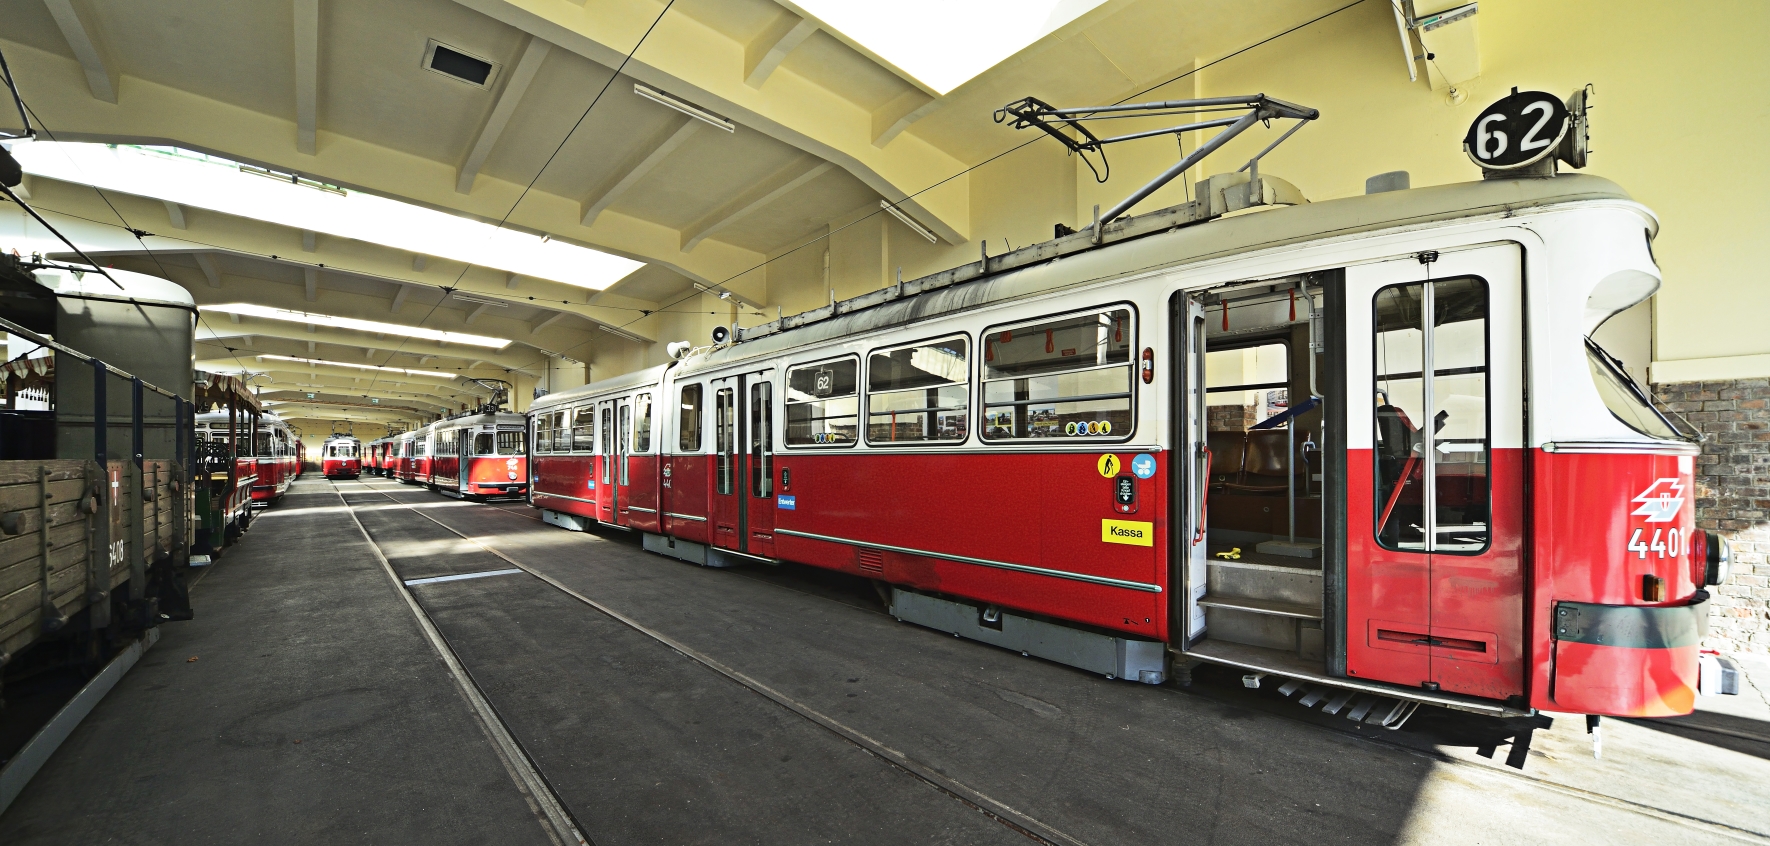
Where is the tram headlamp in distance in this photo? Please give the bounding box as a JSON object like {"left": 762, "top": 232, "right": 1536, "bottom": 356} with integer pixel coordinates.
{"left": 204, "top": 303, "right": 511, "bottom": 349}
{"left": 1691, "top": 530, "right": 1732, "bottom": 588}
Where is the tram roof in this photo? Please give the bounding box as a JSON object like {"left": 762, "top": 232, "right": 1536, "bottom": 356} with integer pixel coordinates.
{"left": 536, "top": 173, "right": 1642, "bottom": 408}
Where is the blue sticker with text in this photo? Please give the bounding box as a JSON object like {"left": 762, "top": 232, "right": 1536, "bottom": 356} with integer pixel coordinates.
{"left": 588, "top": 479, "right": 595, "bottom": 489}
{"left": 777, "top": 495, "right": 796, "bottom": 510}
{"left": 1131, "top": 454, "right": 1157, "bottom": 479}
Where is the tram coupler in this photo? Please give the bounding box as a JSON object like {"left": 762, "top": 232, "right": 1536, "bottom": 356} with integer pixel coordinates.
{"left": 1586, "top": 714, "right": 1602, "bottom": 759}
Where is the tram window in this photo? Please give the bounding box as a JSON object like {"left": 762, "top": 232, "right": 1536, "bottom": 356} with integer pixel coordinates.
{"left": 571, "top": 407, "right": 594, "bottom": 452}
{"left": 474, "top": 432, "right": 495, "bottom": 455}
{"left": 1205, "top": 342, "right": 1290, "bottom": 426}
{"left": 866, "top": 336, "right": 968, "bottom": 445}
{"left": 751, "top": 381, "right": 772, "bottom": 497}
{"left": 255, "top": 431, "right": 273, "bottom": 456}
{"left": 535, "top": 412, "right": 553, "bottom": 453}
{"left": 618, "top": 404, "right": 631, "bottom": 486}
{"left": 1372, "top": 276, "right": 1490, "bottom": 554}
{"left": 600, "top": 406, "right": 613, "bottom": 485}
{"left": 679, "top": 384, "right": 703, "bottom": 452}
{"left": 634, "top": 394, "right": 653, "bottom": 453}
{"left": 981, "top": 307, "right": 1134, "bottom": 441}
{"left": 716, "top": 388, "right": 735, "bottom": 495}
{"left": 497, "top": 429, "right": 525, "bottom": 455}
{"left": 785, "top": 357, "right": 858, "bottom": 447}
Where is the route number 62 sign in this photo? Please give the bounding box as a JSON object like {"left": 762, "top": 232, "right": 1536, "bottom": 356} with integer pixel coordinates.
{"left": 1463, "top": 89, "right": 1570, "bottom": 170}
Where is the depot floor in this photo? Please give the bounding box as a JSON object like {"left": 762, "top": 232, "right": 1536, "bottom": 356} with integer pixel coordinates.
{"left": 2, "top": 476, "right": 1766, "bottom": 846}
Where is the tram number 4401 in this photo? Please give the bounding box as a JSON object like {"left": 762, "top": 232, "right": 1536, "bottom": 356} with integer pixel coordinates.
{"left": 1627, "top": 527, "right": 1684, "bottom": 560}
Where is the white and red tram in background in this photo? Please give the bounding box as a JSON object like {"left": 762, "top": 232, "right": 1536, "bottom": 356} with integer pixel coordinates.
{"left": 394, "top": 413, "right": 528, "bottom": 498}
{"left": 528, "top": 167, "right": 1731, "bottom": 720}
{"left": 197, "top": 408, "right": 298, "bottom": 505}
{"left": 321, "top": 434, "right": 362, "bottom": 479}
{"left": 365, "top": 436, "right": 394, "bottom": 477}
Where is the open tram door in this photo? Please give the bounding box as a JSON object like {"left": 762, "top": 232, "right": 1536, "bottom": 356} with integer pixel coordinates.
{"left": 1345, "top": 244, "right": 1525, "bottom": 701}
{"left": 709, "top": 368, "right": 776, "bottom": 561}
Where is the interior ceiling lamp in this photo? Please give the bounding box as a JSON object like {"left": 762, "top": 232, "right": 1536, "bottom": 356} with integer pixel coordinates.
{"left": 634, "top": 84, "right": 735, "bottom": 132}
{"left": 255, "top": 354, "right": 482, "bottom": 382}
{"left": 204, "top": 303, "right": 510, "bottom": 349}
{"left": 879, "top": 200, "right": 938, "bottom": 243}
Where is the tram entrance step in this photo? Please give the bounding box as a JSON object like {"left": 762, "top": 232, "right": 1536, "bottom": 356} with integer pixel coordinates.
{"left": 888, "top": 589, "right": 1166, "bottom": 685}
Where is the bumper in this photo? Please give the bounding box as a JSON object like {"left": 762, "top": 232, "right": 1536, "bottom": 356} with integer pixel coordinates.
{"left": 474, "top": 483, "right": 528, "bottom": 495}
{"left": 1549, "top": 591, "right": 1709, "bottom": 717}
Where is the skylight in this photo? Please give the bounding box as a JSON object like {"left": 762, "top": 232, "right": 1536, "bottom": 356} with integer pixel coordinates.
{"left": 202, "top": 303, "right": 511, "bottom": 348}
{"left": 10, "top": 143, "right": 644, "bottom": 290}
{"left": 793, "top": 0, "right": 1109, "bottom": 94}
{"left": 255, "top": 354, "right": 470, "bottom": 380}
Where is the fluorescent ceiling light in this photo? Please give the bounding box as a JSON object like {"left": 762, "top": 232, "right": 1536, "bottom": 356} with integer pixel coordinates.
{"left": 634, "top": 84, "right": 735, "bottom": 131}
{"left": 879, "top": 200, "right": 937, "bottom": 243}
{"left": 791, "top": 0, "right": 1108, "bottom": 94}
{"left": 204, "top": 303, "right": 510, "bottom": 349}
{"left": 255, "top": 354, "right": 469, "bottom": 381}
{"left": 10, "top": 143, "right": 645, "bottom": 290}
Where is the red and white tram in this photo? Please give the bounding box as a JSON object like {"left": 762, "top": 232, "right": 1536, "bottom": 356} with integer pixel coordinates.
{"left": 365, "top": 436, "right": 394, "bottom": 477}
{"left": 195, "top": 408, "right": 262, "bottom": 523}
{"left": 423, "top": 412, "right": 529, "bottom": 498}
{"left": 530, "top": 166, "right": 1730, "bottom": 719}
{"left": 252, "top": 411, "right": 300, "bottom": 503}
{"left": 321, "top": 434, "right": 362, "bottom": 479}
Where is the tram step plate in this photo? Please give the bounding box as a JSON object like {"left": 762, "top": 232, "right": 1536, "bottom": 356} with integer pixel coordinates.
{"left": 888, "top": 589, "right": 1165, "bottom": 685}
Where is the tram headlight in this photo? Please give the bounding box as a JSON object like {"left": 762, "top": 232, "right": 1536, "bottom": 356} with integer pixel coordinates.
{"left": 1690, "top": 530, "right": 1732, "bottom": 588}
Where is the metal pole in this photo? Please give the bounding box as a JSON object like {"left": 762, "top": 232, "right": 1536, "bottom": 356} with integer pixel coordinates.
{"left": 131, "top": 377, "right": 144, "bottom": 468}
{"left": 1098, "top": 109, "right": 1263, "bottom": 227}
{"left": 91, "top": 358, "right": 106, "bottom": 463}
{"left": 1288, "top": 418, "right": 1296, "bottom": 544}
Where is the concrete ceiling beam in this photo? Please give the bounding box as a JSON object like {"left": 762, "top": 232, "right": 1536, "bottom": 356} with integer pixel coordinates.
{"left": 530, "top": 311, "right": 567, "bottom": 335}
{"left": 681, "top": 155, "right": 831, "bottom": 252}
{"left": 458, "top": 0, "right": 971, "bottom": 244}
{"left": 744, "top": 12, "right": 817, "bottom": 89}
{"left": 389, "top": 283, "right": 412, "bottom": 314}
{"left": 1, "top": 46, "right": 763, "bottom": 298}
{"left": 163, "top": 201, "right": 187, "bottom": 229}
{"left": 457, "top": 35, "right": 552, "bottom": 194}
{"left": 579, "top": 116, "right": 701, "bottom": 228}
{"left": 304, "top": 266, "right": 319, "bottom": 301}
{"left": 872, "top": 89, "right": 943, "bottom": 149}
{"left": 293, "top": 0, "right": 320, "bottom": 155}
{"left": 41, "top": 0, "right": 116, "bottom": 103}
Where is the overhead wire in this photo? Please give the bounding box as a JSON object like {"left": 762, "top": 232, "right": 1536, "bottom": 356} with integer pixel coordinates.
{"left": 511, "top": 0, "right": 1375, "bottom": 375}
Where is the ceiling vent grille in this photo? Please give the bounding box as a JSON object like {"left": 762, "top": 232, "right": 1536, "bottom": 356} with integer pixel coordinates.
{"left": 423, "top": 39, "right": 499, "bottom": 88}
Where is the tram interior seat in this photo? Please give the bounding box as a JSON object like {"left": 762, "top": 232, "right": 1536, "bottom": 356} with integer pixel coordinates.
{"left": 1205, "top": 428, "right": 1320, "bottom": 540}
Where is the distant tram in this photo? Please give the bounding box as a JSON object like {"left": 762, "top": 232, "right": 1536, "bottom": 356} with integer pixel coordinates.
{"left": 321, "top": 434, "right": 362, "bottom": 479}
{"left": 528, "top": 164, "right": 1729, "bottom": 721}
{"left": 397, "top": 412, "right": 528, "bottom": 499}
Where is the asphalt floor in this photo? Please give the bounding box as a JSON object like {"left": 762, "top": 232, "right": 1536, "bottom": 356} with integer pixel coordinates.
{"left": 2, "top": 474, "right": 1766, "bottom": 845}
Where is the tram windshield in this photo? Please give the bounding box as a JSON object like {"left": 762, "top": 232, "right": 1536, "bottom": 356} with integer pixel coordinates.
{"left": 326, "top": 441, "right": 357, "bottom": 458}
{"left": 497, "top": 429, "right": 526, "bottom": 455}
{"left": 1586, "top": 339, "right": 1683, "bottom": 440}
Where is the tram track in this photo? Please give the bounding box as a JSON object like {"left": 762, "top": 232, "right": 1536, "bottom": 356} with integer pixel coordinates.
{"left": 335, "top": 479, "right": 1075, "bottom": 846}
{"left": 339, "top": 479, "right": 1770, "bottom": 845}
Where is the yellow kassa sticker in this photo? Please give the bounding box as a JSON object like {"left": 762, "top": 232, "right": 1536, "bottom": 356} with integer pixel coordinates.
{"left": 1101, "top": 519, "right": 1153, "bottom": 546}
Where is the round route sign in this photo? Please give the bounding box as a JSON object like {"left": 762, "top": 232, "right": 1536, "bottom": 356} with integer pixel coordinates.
{"left": 1463, "top": 90, "right": 1569, "bottom": 170}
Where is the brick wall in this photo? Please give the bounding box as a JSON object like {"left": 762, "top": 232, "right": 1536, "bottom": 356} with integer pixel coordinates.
{"left": 1208, "top": 403, "right": 1255, "bottom": 432}
{"left": 1656, "top": 379, "right": 1769, "bottom": 655}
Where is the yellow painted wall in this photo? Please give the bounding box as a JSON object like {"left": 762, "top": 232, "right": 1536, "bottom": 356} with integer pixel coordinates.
{"left": 777, "top": 0, "right": 1767, "bottom": 384}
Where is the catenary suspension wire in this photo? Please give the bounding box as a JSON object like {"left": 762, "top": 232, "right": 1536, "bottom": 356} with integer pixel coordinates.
{"left": 511, "top": 0, "right": 1375, "bottom": 375}
{"left": 340, "top": 477, "right": 1087, "bottom": 846}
